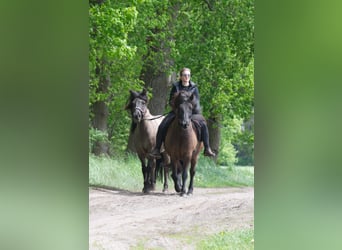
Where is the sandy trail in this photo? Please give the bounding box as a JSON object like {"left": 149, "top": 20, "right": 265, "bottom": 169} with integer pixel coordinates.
{"left": 89, "top": 187, "right": 254, "bottom": 249}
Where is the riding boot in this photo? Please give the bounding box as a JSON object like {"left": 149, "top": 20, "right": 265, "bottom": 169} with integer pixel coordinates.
{"left": 150, "top": 131, "right": 163, "bottom": 159}
{"left": 201, "top": 123, "right": 216, "bottom": 157}
{"left": 150, "top": 112, "right": 175, "bottom": 159}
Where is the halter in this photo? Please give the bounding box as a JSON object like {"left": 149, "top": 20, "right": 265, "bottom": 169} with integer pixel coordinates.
{"left": 134, "top": 105, "right": 146, "bottom": 116}
{"left": 131, "top": 98, "right": 147, "bottom": 120}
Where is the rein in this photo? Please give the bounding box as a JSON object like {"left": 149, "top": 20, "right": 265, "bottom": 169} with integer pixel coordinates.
{"left": 142, "top": 111, "right": 171, "bottom": 121}
{"left": 132, "top": 96, "right": 171, "bottom": 121}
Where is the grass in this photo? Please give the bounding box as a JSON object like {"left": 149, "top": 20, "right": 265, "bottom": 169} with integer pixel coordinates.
{"left": 130, "top": 228, "right": 254, "bottom": 250}
{"left": 195, "top": 156, "right": 254, "bottom": 187}
{"left": 197, "top": 228, "right": 254, "bottom": 250}
{"left": 89, "top": 153, "right": 143, "bottom": 191}
{"left": 89, "top": 153, "right": 254, "bottom": 191}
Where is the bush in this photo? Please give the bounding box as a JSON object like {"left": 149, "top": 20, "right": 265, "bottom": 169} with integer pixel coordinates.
{"left": 233, "top": 130, "right": 254, "bottom": 166}
{"left": 89, "top": 127, "right": 110, "bottom": 153}
{"left": 217, "top": 142, "right": 238, "bottom": 166}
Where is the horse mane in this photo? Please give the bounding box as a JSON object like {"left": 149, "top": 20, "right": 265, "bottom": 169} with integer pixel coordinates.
{"left": 130, "top": 121, "right": 137, "bottom": 133}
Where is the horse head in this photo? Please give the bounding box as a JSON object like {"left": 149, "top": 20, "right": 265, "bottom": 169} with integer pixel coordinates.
{"left": 173, "top": 91, "right": 195, "bottom": 129}
{"left": 126, "top": 89, "right": 148, "bottom": 123}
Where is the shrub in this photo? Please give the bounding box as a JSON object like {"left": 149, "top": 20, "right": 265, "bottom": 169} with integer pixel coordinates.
{"left": 233, "top": 130, "right": 254, "bottom": 166}
{"left": 89, "top": 127, "right": 110, "bottom": 153}
{"left": 217, "top": 142, "right": 238, "bottom": 166}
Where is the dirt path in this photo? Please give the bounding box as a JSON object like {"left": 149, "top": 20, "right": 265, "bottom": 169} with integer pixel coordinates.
{"left": 89, "top": 187, "right": 254, "bottom": 250}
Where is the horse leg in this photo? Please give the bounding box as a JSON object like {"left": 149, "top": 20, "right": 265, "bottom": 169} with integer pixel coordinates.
{"left": 142, "top": 165, "right": 149, "bottom": 193}
{"left": 162, "top": 153, "right": 170, "bottom": 192}
{"left": 180, "top": 159, "right": 190, "bottom": 196}
{"left": 139, "top": 156, "right": 149, "bottom": 193}
{"left": 177, "top": 165, "right": 183, "bottom": 192}
{"left": 187, "top": 158, "right": 197, "bottom": 195}
{"left": 147, "top": 158, "right": 156, "bottom": 191}
{"left": 144, "top": 160, "right": 153, "bottom": 193}
{"left": 162, "top": 163, "right": 169, "bottom": 192}
{"left": 171, "top": 161, "right": 181, "bottom": 193}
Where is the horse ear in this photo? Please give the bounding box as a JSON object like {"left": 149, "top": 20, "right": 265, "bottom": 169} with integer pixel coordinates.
{"left": 140, "top": 88, "right": 148, "bottom": 102}
{"left": 129, "top": 90, "right": 138, "bottom": 97}
{"left": 126, "top": 90, "right": 136, "bottom": 110}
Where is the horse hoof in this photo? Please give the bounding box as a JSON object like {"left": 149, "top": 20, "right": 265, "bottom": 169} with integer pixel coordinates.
{"left": 180, "top": 192, "right": 187, "bottom": 197}
{"left": 174, "top": 184, "right": 181, "bottom": 192}
{"left": 143, "top": 185, "right": 151, "bottom": 193}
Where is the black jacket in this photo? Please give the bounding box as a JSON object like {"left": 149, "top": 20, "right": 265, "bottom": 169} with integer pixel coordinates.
{"left": 169, "top": 80, "right": 201, "bottom": 114}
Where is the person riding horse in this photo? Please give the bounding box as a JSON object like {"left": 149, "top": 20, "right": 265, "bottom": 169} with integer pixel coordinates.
{"left": 149, "top": 67, "right": 215, "bottom": 159}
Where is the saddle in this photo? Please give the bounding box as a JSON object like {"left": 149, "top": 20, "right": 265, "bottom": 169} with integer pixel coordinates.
{"left": 191, "top": 119, "right": 201, "bottom": 141}
{"left": 191, "top": 114, "right": 206, "bottom": 141}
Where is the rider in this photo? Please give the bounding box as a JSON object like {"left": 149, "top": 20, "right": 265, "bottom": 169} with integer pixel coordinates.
{"left": 149, "top": 67, "right": 215, "bottom": 158}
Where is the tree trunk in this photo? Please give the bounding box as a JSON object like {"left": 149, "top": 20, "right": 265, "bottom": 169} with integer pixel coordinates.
{"left": 207, "top": 116, "right": 221, "bottom": 163}
{"left": 144, "top": 71, "right": 176, "bottom": 115}
{"left": 91, "top": 62, "right": 111, "bottom": 156}
{"left": 92, "top": 101, "right": 108, "bottom": 131}
{"left": 126, "top": 1, "right": 180, "bottom": 150}
{"left": 141, "top": 2, "right": 180, "bottom": 115}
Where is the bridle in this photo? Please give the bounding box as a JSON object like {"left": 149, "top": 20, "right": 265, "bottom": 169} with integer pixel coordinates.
{"left": 131, "top": 97, "right": 171, "bottom": 121}
{"left": 134, "top": 105, "right": 146, "bottom": 116}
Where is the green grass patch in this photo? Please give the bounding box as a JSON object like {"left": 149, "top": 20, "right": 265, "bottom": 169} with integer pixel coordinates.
{"left": 89, "top": 154, "right": 254, "bottom": 191}
{"left": 197, "top": 228, "right": 254, "bottom": 250}
{"left": 89, "top": 153, "right": 143, "bottom": 191}
{"left": 195, "top": 156, "right": 254, "bottom": 188}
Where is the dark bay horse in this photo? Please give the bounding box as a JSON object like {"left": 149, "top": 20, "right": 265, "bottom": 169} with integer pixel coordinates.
{"left": 164, "top": 90, "right": 203, "bottom": 196}
{"left": 125, "top": 89, "right": 169, "bottom": 193}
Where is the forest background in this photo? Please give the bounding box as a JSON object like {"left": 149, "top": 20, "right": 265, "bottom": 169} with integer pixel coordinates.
{"left": 89, "top": 0, "right": 254, "bottom": 166}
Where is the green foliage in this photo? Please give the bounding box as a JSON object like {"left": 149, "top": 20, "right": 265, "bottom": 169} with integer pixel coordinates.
{"left": 89, "top": 0, "right": 144, "bottom": 153}
{"left": 89, "top": 2, "right": 142, "bottom": 106}
{"left": 128, "top": 0, "right": 177, "bottom": 75}
{"left": 217, "top": 142, "right": 238, "bottom": 166}
{"left": 89, "top": 0, "right": 254, "bottom": 158}
{"left": 216, "top": 117, "right": 243, "bottom": 166}
{"left": 232, "top": 110, "right": 254, "bottom": 166}
{"left": 89, "top": 153, "right": 143, "bottom": 191}
{"left": 198, "top": 228, "right": 254, "bottom": 250}
{"left": 195, "top": 157, "right": 254, "bottom": 187}
{"left": 233, "top": 130, "right": 254, "bottom": 166}
{"left": 108, "top": 112, "right": 131, "bottom": 153}
{"left": 173, "top": 0, "right": 254, "bottom": 120}
{"left": 89, "top": 154, "right": 254, "bottom": 191}
{"left": 89, "top": 127, "right": 109, "bottom": 152}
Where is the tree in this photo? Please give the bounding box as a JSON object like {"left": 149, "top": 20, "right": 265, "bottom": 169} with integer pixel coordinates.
{"left": 89, "top": 0, "right": 254, "bottom": 163}
{"left": 129, "top": 0, "right": 181, "bottom": 115}
{"left": 171, "top": 0, "right": 254, "bottom": 161}
{"left": 89, "top": 0, "right": 142, "bottom": 155}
